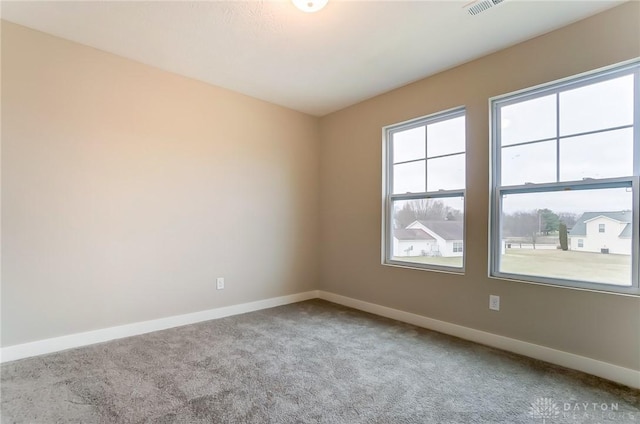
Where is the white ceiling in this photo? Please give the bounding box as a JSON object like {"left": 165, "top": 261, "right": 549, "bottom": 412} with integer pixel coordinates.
{"left": 1, "top": 0, "right": 625, "bottom": 116}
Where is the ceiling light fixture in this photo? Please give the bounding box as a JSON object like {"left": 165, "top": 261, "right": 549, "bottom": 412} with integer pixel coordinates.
{"left": 292, "top": 0, "right": 328, "bottom": 13}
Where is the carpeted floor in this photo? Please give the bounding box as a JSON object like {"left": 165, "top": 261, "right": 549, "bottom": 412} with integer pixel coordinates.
{"left": 1, "top": 299, "right": 638, "bottom": 423}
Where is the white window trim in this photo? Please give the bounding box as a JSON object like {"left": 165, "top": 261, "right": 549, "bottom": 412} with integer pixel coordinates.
{"left": 489, "top": 59, "right": 640, "bottom": 296}
{"left": 382, "top": 107, "right": 466, "bottom": 274}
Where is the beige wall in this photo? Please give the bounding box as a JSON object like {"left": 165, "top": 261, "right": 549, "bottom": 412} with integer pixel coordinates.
{"left": 319, "top": 2, "right": 640, "bottom": 371}
{"left": 1, "top": 21, "right": 320, "bottom": 347}
{"left": 2, "top": 3, "right": 639, "bottom": 371}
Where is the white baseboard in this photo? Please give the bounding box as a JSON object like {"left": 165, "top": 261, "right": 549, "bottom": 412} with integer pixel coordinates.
{"left": 3, "top": 288, "right": 637, "bottom": 389}
{"left": 0, "top": 290, "right": 319, "bottom": 363}
{"left": 317, "top": 290, "right": 640, "bottom": 389}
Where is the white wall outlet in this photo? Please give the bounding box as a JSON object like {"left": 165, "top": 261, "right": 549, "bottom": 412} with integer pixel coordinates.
{"left": 489, "top": 295, "right": 500, "bottom": 311}
{"left": 216, "top": 277, "right": 225, "bottom": 290}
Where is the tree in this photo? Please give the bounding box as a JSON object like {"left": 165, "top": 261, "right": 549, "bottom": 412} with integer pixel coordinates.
{"left": 503, "top": 208, "right": 566, "bottom": 248}
{"left": 446, "top": 210, "right": 463, "bottom": 221}
{"left": 502, "top": 211, "right": 539, "bottom": 248}
{"left": 557, "top": 212, "right": 578, "bottom": 230}
{"left": 559, "top": 223, "right": 568, "bottom": 251}
{"left": 394, "top": 203, "right": 419, "bottom": 229}
{"left": 394, "top": 199, "right": 463, "bottom": 229}
{"left": 539, "top": 208, "right": 560, "bottom": 235}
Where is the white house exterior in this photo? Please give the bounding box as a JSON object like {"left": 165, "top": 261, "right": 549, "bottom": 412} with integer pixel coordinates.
{"left": 568, "top": 211, "right": 632, "bottom": 255}
{"left": 393, "top": 228, "right": 436, "bottom": 257}
{"left": 394, "top": 220, "right": 464, "bottom": 257}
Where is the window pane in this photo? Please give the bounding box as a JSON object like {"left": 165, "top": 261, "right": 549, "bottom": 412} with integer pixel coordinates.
{"left": 393, "top": 161, "right": 425, "bottom": 194}
{"left": 501, "top": 141, "right": 556, "bottom": 186}
{"left": 427, "top": 154, "right": 465, "bottom": 191}
{"left": 500, "top": 94, "right": 556, "bottom": 146}
{"left": 393, "top": 126, "right": 425, "bottom": 163}
{"left": 427, "top": 116, "right": 465, "bottom": 157}
{"left": 559, "top": 128, "right": 634, "bottom": 181}
{"left": 560, "top": 74, "right": 634, "bottom": 136}
{"left": 500, "top": 187, "right": 632, "bottom": 286}
{"left": 391, "top": 197, "right": 464, "bottom": 268}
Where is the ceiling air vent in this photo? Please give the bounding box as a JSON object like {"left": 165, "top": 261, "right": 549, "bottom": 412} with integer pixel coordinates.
{"left": 466, "top": 0, "right": 504, "bottom": 16}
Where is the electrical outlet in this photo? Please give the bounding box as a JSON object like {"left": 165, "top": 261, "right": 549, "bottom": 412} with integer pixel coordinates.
{"left": 216, "top": 277, "right": 225, "bottom": 290}
{"left": 489, "top": 295, "right": 500, "bottom": 311}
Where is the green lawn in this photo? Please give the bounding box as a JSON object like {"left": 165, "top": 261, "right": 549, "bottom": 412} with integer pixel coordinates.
{"left": 393, "top": 249, "right": 631, "bottom": 286}
{"left": 500, "top": 248, "right": 631, "bottom": 286}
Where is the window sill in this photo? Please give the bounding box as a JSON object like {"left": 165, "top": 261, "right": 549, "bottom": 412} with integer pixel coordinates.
{"left": 382, "top": 260, "right": 465, "bottom": 276}
{"left": 489, "top": 272, "right": 640, "bottom": 297}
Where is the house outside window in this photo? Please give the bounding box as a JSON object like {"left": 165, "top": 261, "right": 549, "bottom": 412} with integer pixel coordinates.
{"left": 490, "top": 60, "right": 639, "bottom": 295}
{"left": 383, "top": 107, "right": 466, "bottom": 272}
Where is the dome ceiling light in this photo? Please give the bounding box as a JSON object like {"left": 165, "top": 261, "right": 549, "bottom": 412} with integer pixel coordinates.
{"left": 292, "top": 0, "right": 328, "bottom": 13}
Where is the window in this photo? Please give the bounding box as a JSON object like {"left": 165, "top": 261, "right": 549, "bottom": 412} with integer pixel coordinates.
{"left": 490, "top": 60, "right": 639, "bottom": 294}
{"left": 383, "top": 108, "right": 465, "bottom": 271}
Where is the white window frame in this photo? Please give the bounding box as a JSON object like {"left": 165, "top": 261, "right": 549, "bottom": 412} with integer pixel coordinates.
{"left": 382, "top": 107, "right": 466, "bottom": 273}
{"left": 489, "top": 60, "right": 640, "bottom": 295}
{"left": 599, "top": 223, "right": 606, "bottom": 233}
